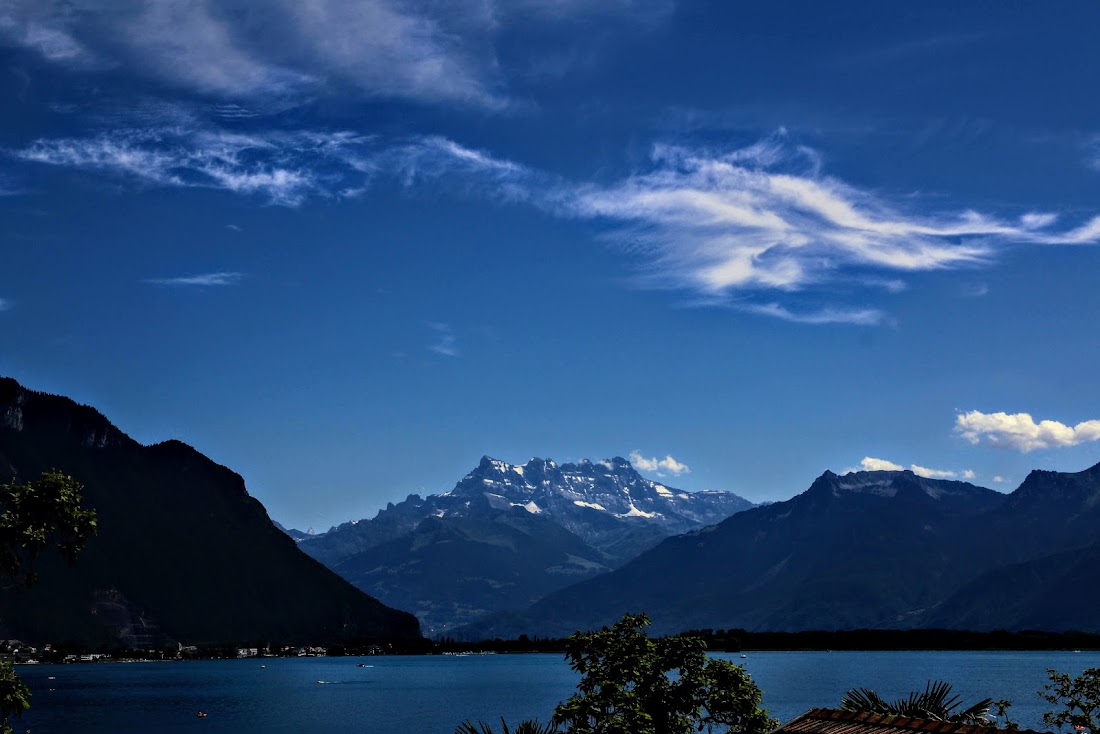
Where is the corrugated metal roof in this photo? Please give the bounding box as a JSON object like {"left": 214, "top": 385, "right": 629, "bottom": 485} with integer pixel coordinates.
{"left": 773, "top": 708, "right": 1049, "bottom": 734}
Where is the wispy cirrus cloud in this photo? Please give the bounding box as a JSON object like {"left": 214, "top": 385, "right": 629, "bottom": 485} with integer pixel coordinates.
{"left": 14, "top": 128, "right": 367, "bottom": 206}
{"left": 0, "top": 298, "right": 10, "bottom": 312}
{"left": 955, "top": 410, "right": 1100, "bottom": 452}
{"left": 12, "top": 127, "right": 531, "bottom": 206}
{"left": 845, "top": 456, "right": 973, "bottom": 480}
{"left": 564, "top": 136, "right": 1100, "bottom": 323}
{"left": 12, "top": 127, "right": 1100, "bottom": 325}
{"left": 0, "top": 0, "right": 667, "bottom": 110}
{"left": 629, "top": 450, "right": 690, "bottom": 476}
{"left": 146, "top": 272, "right": 245, "bottom": 287}
{"left": 427, "top": 322, "right": 459, "bottom": 357}
{"left": 0, "top": 0, "right": 497, "bottom": 107}
{"left": 1086, "top": 136, "right": 1100, "bottom": 172}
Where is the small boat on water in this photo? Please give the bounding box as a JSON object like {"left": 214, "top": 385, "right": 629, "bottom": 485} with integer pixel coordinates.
{"left": 197, "top": 711, "right": 208, "bottom": 718}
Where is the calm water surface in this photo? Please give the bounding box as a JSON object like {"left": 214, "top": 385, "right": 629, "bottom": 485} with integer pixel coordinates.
{"left": 17, "top": 651, "right": 1100, "bottom": 733}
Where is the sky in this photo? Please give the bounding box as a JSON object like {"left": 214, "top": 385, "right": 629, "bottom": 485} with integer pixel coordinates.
{"left": 2, "top": 0, "right": 1100, "bottom": 532}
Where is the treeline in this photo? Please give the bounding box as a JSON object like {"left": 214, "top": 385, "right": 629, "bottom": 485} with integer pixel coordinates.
{"left": 442, "top": 628, "right": 1100, "bottom": 653}
{"left": 658, "top": 628, "right": 1100, "bottom": 651}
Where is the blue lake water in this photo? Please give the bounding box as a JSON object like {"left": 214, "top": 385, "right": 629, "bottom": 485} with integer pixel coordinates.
{"left": 16, "top": 650, "right": 1100, "bottom": 733}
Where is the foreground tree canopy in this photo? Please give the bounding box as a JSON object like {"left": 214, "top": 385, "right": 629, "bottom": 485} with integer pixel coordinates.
{"left": 0, "top": 471, "right": 97, "bottom": 734}
{"left": 552, "top": 613, "right": 778, "bottom": 734}
{"left": 0, "top": 470, "right": 98, "bottom": 589}
{"left": 1040, "top": 668, "right": 1100, "bottom": 733}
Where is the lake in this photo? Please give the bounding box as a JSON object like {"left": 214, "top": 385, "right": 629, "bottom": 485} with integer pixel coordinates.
{"left": 16, "top": 650, "right": 1099, "bottom": 733}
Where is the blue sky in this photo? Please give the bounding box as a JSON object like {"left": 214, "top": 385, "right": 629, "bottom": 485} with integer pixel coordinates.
{"left": 3, "top": 0, "right": 1100, "bottom": 531}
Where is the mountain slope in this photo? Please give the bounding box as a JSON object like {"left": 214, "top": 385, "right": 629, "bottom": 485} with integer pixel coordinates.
{"left": 299, "top": 455, "right": 754, "bottom": 568}
{"left": 0, "top": 377, "right": 421, "bottom": 647}
{"left": 290, "top": 455, "right": 753, "bottom": 635}
{"left": 457, "top": 470, "right": 1007, "bottom": 638}
{"left": 923, "top": 462, "right": 1100, "bottom": 631}
{"left": 333, "top": 509, "right": 611, "bottom": 635}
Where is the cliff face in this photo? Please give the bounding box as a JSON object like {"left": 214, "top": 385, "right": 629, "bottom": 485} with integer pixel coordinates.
{"left": 0, "top": 377, "right": 421, "bottom": 647}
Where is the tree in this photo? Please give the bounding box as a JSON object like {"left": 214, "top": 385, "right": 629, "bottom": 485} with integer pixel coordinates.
{"left": 839, "top": 680, "right": 991, "bottom": 724}
{"left": 0, "top": 471, "right": 97, "bottom": 734}
{"left": 1040, "top": 668, "right": 1100, "bottom": 733}
{"left": 550, "top": 613, "right": 777, "bottom": 734}
{"left": 456, "top": 717, "right": 558, "bottom": 734}
{"left": 0, "top": 470, "right": 98, "bottom": 589}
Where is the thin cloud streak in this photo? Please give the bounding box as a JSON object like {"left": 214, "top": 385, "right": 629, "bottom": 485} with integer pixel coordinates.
{"left": 428, "top": 322, "right": 459, "bottom": 357}
{"left": 146, "top": 272, "right": 245, "bottom": 287}
{"left": 12, "top": 128, "right": 531, "bottom": 207}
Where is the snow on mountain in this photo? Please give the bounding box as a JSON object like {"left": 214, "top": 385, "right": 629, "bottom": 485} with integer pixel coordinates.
{"left": 297, "top": 454, "right": 755, "bottom": 567}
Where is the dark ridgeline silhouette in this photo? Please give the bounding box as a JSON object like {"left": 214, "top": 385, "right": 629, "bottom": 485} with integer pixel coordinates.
{"left": 455, "top": 462, "right": 1100, "bottom": 640}
{"left": 0, "top": 376, "right": 420, "bottom": 648}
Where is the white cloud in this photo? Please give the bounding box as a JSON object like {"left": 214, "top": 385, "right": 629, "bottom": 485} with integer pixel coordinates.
{"left": 847, "top": 456, "right": 968, "bottom": 480}
{"left": 629, "top": 451, "right": 690, "bottom": 476}
{"left": 853, "top": 457, "right": 904, "bottom": 472}
{"left": 428, "top": 322, "right": 459, "bottom": 357}
{"left": 0, "top": 0, "right": 498, "bottom": 107}
{"left": 146, "top": 272, "right": 244, "bottom": 286}
{"left": 992, "top": 475, "right": 1007, "bottom": 483}
{"left": 741, "top": 302, "right": 887, "bottom": 326}
{"left": 910, "top": 464, "right": 958, "bottom": 480}
{"left": 226, "top": 224, "right": 242, "bottom": 231}
{"left": 658, "top": 455, "right": 690, "bottom": 475}
{"left": 955, "top": 410, "right": 1100, "bottom": 452}
{"left": 563, "top": 137, "right": 1100, "bottom": 323}
{"left": 14, "top": 128, "right": 533, "bottom": 208}
{"left": 0, "top": 5, "right": 93, "bottom": 64}
{"left": 628, "top": 450, "right": 658, "bottom": 472}
{"left": 1020, "top": 212, "right": 1058, "bottom": 229}
{"left": 0, "top": 298, "right": 10, "bottom": 311}
{"left": 15, "top": 128, "right": 365, "bottom": 206}
{"left": 2, "top": 0, "right": 665, "bottom": 110}
{"left": 13, "top": 128, "right": 1100, "bottom": 325}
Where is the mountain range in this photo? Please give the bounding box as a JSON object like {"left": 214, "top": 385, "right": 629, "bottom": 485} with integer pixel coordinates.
{"left": 455, "top": 463, "right": 1100, "bottom": 639}
{"left": 0, "top": 377, "right": 420, "bottom": 647}
{"left": 6, "top": 374, "right": 1100, "bottom": 645}
{"left": 292, "top": 455, "right": 754, "bottom": 633}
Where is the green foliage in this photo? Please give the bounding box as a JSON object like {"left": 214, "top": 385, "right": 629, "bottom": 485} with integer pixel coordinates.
{"left": 839, "top": 680, "right": 991, "bottom": 723}
{"left": 1040, "top": 668, "right": 1100, "bottom": 732}
{"left": 0, "top": 664, "right": 30, "bottom": 734}
{"left": 0, "top": 470, "right": 98, "bottom": 588}
{"left": 989, "top": 699, "right": 1019, "bottom": 731}
{"left": 0, "top": 470, "right": 97, "bottom": 732}
{"left": 551, "top": 613, "right": 777, "bottom": 734}
{"left": 456, "top": 717, "right": 558, "bottom": 734}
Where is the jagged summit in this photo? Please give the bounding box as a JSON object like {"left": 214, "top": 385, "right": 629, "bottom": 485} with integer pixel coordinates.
{"left": 297, "top": 453, "right": 755, "bottom": 568}
{"left": 293, "top": 454, "right": 756, "bottom": 634}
